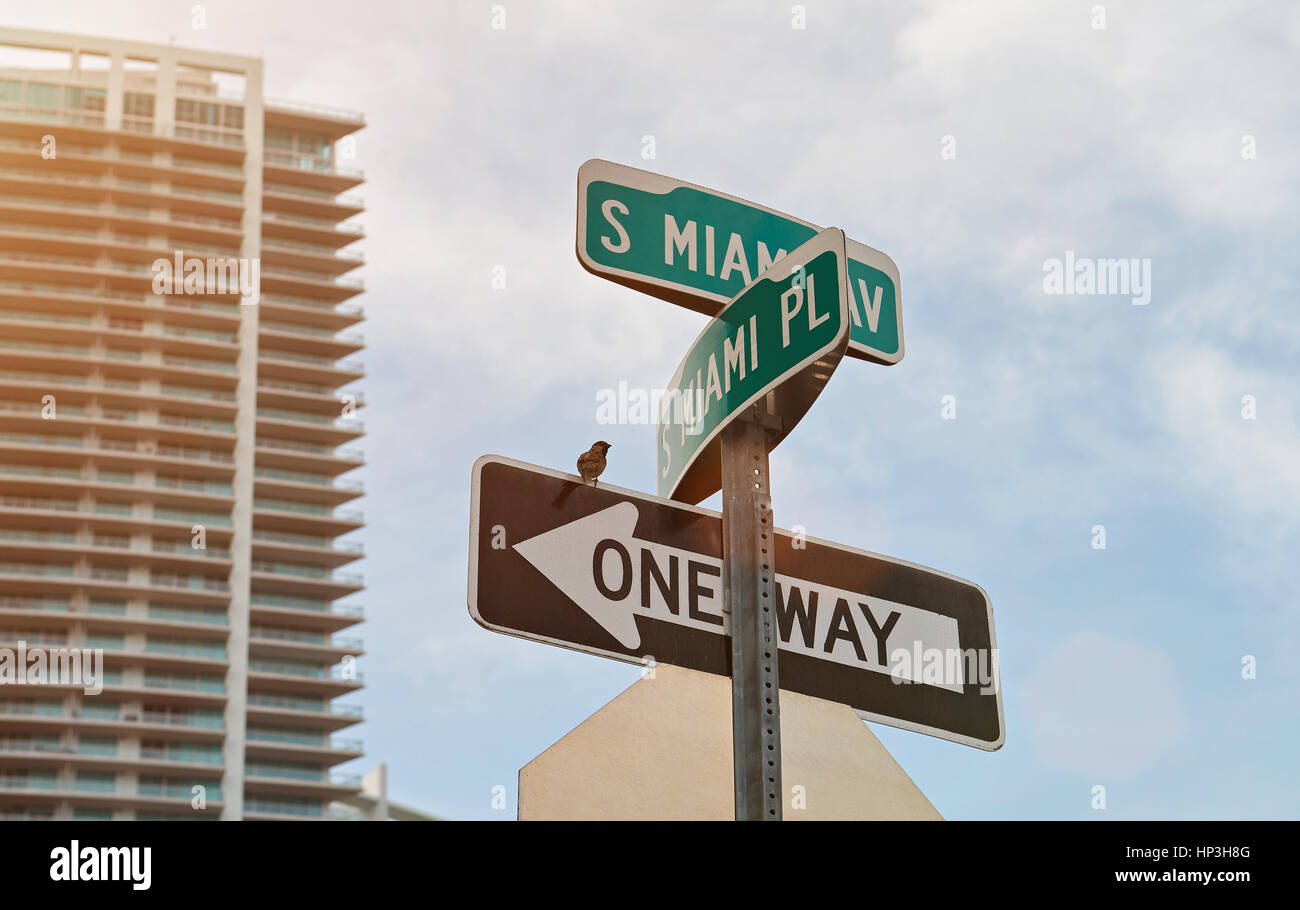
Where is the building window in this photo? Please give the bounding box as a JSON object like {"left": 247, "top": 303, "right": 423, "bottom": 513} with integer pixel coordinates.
{"left": 75, "top": 772, "right": 117, "bottom": 793}
{"left": 73, "top": 808, "right": 114, "bottom": 821}
{"left": 298, "top": 132, "right": 331, "bottom": 158}
{"left": 77, "top": 736, "right": 118, "bottom": 756}
{"left": 175, "top": 98, "right": 220, "bottom": 125}
{"left": 65, "top": 86, "right": 106, "bottom": 111}
{"left": 265, "top": 127, "right": 294, "bottom": 151}
{"left": 124, "top": 91, "right": 155, "bottom": 118}
{"left": 25, "top": 82, "right": 61, "bottom": 109}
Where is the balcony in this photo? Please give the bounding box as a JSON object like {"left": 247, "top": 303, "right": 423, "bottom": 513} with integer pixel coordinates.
{"left": 249, "top": 529, "right": 362, "bottom": 567}
{"left": 0, "top": 437, "right": 235, "bottom": 478}
{"left": 245, "top": 694, "right": 362, "bottom": 733}
{"left": 261, "top": 263, "right": 362, "bottom": 295}
{"left": 249, "top": 562, "right": 362, "bottom": 602}
{"left": 244, "top": 725, "right": 364, "bottom": 773}
{"left": 249, "top": 592, "right": 359, "bottom": 616}
{"left": 0, "top": 776, "right": 222, "bottom": 814}
{"left": 249, "top": 625, "right": 363, "bottom": 663}
{"left": 265, "top": 97, "right": 364, "bottom": 125}
{"left": 262, "top": 186, "right": 363, "bottom": 223}
{"left": 261, "top": 210, "right": 362, "bottom": 248}
{"left": 258, "top": 407, "right": 361, "bottom": 432}
{"left": 0, "top": 470, "right": 234, "bottom": 520}
{"left": 260, "top": 293, "right": 362, "bottom": 319}
{"left": 253, "top": 497, "right": 360, "bottom": 521}
{"left": 0, "top": 701, "right": 225, "bottom": 738}
{"left": 262, "top": 150, "right": 363, "bottom": 194}
{"left": 0, "top": 528, "right": 232, "bottom": 568}
{"left": 254, "top": 439, "right": 362, "bottom": 479}
{"left": 242, "top": 798, "right": 358, "bottom": 820}
{"left": 257, "top": 348, "right": 364, "bottom": 388}
{"left": 258, "top": 319, "right": 364, "bottom": 354}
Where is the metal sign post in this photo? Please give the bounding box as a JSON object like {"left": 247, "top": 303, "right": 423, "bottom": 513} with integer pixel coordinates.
{"left": 721, "top": 404, "right": 782, "bottom": 820}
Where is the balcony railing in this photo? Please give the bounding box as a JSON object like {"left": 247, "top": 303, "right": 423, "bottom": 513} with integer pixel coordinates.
{"left": 259, "top": 294, "right": 362, "bottom": 315}
{"left": 249, "top": 661, "right": 362, "bottom": 683}
{"left": 251, "top": 530, "right": 362, "bottom": 552}
{"left": 262, "top": 265, "right": 362, "bottom": 288}
{"left": 258, "top": 350, "right": 363, "bottom": 371}
{"left": 263, "top": 211, "right": 363, "bottom": 234}
{"left": 261, "top": 236, "right": 363, "bottom": 260}
{"left": 257, "top": 377, "right": 360, "bottom": 398}
{"left": 255, "top": 438, "right": 363, "bottom": 460}
{"left": 262, "top": 149, "right": 363, "bottom": 179}
{"left": 148, "top": 574, "right": 231, "bottom": 593}
{"left": 253, "top": 500, "right": 361, "bottom": 522}
{"left": 251, "top": 562, "right": 361, "bottom": 584}
{"left": 264, "top": 97, "right": 364, "bottom": 123}
{"left": 250, "top": 597, "right": 362, "bottom": 619}
{"left": 260, "top": 321, "right": 364, "bottom": 344}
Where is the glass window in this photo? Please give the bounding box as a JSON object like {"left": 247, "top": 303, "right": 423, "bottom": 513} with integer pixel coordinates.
{"left": 124, "top": 92, "right": 155, "bottom": 118}
{"left": 223, "top": 105, "right": 243, "bottom": 130}
{"left": 265, "top": 127, "right": 294, "bottom": 151}
{"left": 77, "top": 736, "right": 118, "bottom": 756}
{"left": 85, "top": 632, "right": 124, "bottom": 650}
{"left": 0, "top": 79, "right": 20, "bottom": 104}
{"left": 73, "top": 808, "right": 113, "bottom": 821}
{"left": 66, "top": 87, "right": 106, "bottom": 111}
{"left": 79, "top": 701, "right": 119, "bottom": 720}
{"left": 298, "top": 132, "right": 331, "bottom": 158}
{"left": 25, "top": 83, "right": 61, "bottom": 108}
{"left": 75, "top": 772, "right": 117, "bottom": 793}
{"left": 88, "top": 599, "right": 126, "bottom": 615}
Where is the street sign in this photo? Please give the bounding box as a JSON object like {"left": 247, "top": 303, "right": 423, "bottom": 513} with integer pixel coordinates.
{"left": 576, "top": 158, "right": 904, "bottom": 365}
{"left": 468, "top": 455, "right": 1005, "bottom": 751}
{"left": 657, "top": 228, "right": 850, "bottom": 504}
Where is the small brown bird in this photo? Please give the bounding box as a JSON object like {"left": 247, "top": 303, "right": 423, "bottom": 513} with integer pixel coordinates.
{"left": 577, "top": 440, "right": 612, "bottom": 487}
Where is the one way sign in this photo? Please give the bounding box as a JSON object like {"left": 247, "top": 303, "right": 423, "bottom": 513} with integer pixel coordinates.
{"left": 468, "top": 455, "right": 1004, "bottom": 750}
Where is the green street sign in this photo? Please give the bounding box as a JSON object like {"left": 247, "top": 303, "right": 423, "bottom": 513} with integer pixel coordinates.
{"left": 658, "top": 228, "right": 851, "bottom": 503}
{"left": 577, "top": 159, "right": 903, "bottom": 365}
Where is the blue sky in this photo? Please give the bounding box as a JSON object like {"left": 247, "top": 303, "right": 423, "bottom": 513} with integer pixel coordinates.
{"left": 17, "top": 0, "right": 1299, "bottom": 819}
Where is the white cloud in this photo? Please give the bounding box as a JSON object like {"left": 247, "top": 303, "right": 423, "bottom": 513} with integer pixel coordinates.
{"left": 1146, "top": 345, "right": 1300, "bottom": 519}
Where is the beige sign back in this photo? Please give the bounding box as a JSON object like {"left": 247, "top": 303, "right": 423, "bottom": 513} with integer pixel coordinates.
{"left": 518, "top": 664, "right": 943, "bottom": 821}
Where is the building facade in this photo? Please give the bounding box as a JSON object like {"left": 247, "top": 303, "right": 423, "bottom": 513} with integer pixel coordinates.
{"left": 0, "top": 29, "right": 367, "bottom": 820}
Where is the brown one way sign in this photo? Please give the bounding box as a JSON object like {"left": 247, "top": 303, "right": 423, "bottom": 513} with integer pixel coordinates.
{"left": 468, "top": 455, "right": 1004, "bottom": 750}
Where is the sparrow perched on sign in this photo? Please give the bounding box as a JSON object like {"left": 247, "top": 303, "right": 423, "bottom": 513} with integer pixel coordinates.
{"left": 577, "top": 441, "right": 612, "bottom": 487}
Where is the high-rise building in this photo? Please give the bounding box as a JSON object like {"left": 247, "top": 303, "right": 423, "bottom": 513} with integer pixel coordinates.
{"left": 0, "top": 29, "right": 368, "bottom": 820}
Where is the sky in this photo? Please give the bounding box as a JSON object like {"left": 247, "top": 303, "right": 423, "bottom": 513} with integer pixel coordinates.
{"left": 8, "top": 0, "right": 1298, "bottom": 820}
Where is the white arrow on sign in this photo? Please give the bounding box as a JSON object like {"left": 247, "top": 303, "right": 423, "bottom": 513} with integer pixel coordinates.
{"left": 514, "top": 502, "right": 965, "bottom": 691}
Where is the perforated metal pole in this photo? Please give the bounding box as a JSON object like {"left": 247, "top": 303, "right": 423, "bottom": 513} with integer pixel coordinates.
{"left": 721, "top": 406, "right": 782, "bottom": 821}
